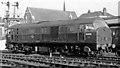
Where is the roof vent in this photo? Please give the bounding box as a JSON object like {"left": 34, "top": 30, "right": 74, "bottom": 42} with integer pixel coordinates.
{"left": 88, "top": 10, "right": 90, "bottom": 13}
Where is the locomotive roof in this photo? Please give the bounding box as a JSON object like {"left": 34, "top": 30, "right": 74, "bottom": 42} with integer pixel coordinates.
{"left": 9, "top": 18, "right": 103, "bottom": 28}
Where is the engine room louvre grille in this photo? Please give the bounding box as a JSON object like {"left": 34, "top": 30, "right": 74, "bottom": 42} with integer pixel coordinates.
{"left": 31, "top": 35, "right": 34, "bottom": 38}
{"left": 59, "top": 26, "right": 67, "bottom": 34}
{"left": 68, "top": 25, "right": 78, "bottom": 33}
{"left": 50, "top": 26, "right": 58, "bottom": 38}
{"left": 41, "top": 27, "right": 50, "bottom": 34}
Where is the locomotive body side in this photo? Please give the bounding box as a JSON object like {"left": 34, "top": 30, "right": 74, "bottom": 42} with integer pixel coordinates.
{"left": 5, "top": 18, "right": 112, "bottom": 55}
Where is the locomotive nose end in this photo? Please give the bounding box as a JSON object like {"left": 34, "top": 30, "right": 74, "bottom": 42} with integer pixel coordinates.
{"left": 93, "top": 19, "right": 112, "bottom": 50}
{"left": 97, "top": 27, "right": 112, "bottom": 45}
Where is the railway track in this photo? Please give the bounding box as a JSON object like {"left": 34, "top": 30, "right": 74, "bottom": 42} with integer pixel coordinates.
{"left": 0, "top": 52, "right": 120, "bottom": 68}
{"left": 0, "top": 58, "right": 16, "bottom": 67}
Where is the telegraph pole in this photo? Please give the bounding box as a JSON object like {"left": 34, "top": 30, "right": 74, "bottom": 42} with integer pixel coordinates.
{"left": 1, "top": 1, "right": 19, "bottom": 25}
{"left": 1, "top": 1, "right": 10, "bottom": 19}
{"left": 1, "top": 1, "right": 10, "bottom": 34}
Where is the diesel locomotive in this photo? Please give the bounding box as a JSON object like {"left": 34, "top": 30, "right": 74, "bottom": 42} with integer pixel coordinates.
{"left": 5, "top": 18, "right": 115, "bottom": 56}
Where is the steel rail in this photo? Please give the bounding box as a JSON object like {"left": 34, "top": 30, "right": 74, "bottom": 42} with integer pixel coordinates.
{"left": 1, "top": 53, "right": 120, "bottom": 67}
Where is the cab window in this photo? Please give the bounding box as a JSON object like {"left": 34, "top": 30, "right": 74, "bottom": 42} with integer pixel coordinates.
{"left": 85, "top": 24, "right": 94, "bottom": 32}
{"left": 79, "top": 24, "right": 85, "bottom": 32}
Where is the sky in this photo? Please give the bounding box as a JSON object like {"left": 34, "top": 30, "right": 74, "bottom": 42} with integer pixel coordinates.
{"left": 0, "top": 0, "right": 119, "bottom": 18}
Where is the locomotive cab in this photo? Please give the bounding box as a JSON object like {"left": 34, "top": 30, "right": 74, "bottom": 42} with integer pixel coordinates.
{"left": 83, "top": 18, "right": 112, "bottom": 55}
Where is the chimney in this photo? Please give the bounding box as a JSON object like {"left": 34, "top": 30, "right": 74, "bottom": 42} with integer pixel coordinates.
{"left": 63, "top": 0, "right": 66, "bottom": 11}
{"left": 88, "top": 10, "right": 90, "bottom": 13}
{"left": 103, "top": 8, "right": 107, "bottom": 16}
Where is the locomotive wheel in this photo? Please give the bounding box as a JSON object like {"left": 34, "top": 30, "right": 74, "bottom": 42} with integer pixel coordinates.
{"left": 83, "top": 46, "right": 91, "bottom": 56}
{"left": 12, "top": 50, "right": 17, "bottom": 54}
{"left": 24, "top": 49, "right": 32, "bottom": 55}
{"left": 24, "top": 46, "right": 32, "bottom": 55}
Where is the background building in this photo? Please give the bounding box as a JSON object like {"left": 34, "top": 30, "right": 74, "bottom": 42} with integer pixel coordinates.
{"left": 24, "top": 7, "right": 77, "bottom": 23}
{"left": 79, "top": 8, "right": 114, "bottom": 18}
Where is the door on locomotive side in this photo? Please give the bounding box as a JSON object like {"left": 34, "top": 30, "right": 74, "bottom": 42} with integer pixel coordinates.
{"left": 79, "top": 24, "right": 85, "bottom": 42}
{"left": 78, "top": 23, "right": 97, "bottom": 51}
{"left": 67, "top": 25, "right": 78, "bottom": 42}
{"left": 50, "top": 26, "right": 59, "bottom": 41}
{"left": 41, "top": 27, "right": 50, "bottom": 42}
{"left": 58, "top": 25, "right": 67, "bottom": 41}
